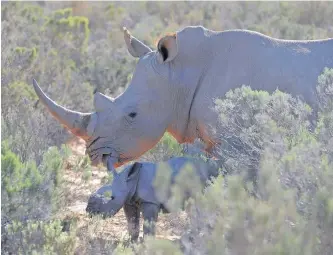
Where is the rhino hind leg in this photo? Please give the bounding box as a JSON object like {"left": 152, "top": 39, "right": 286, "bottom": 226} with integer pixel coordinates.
{"left": 141, "top": 202, "right": 159, "bottom": 238}
{"left": 123, "top": 203, "right": 140, "bottom": 242}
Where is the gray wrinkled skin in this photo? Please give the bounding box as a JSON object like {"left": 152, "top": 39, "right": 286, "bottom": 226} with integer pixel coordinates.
{"left": 32, "top": 26, "right": 333, "bottom": 169}
{"left": 86, "top": 156, "right": 220, "bottom": 241}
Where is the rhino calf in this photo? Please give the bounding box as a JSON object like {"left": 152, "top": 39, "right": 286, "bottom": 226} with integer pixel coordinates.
{"left": 86, "top": 156, "right": 220, "bottom": 241}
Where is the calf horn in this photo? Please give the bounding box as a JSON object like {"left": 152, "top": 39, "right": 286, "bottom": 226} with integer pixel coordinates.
{"left": 32, "top": 79, "right": 92, "bottom": 139}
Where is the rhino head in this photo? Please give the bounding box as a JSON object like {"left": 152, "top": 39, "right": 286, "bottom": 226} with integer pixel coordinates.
{"left": 86, "top": 162, "right": 141, "bottom": 217}
{"left": 33, "top": 26, "right": 208, "bottom": 169}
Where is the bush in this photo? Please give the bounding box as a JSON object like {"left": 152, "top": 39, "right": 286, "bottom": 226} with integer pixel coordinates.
{"left": 1, "top": 143, "right": 70, "bottom": 221}
{"left": 1, "top": 102, "right": 69, "bottom": 165}
{"left": 1, "top": 141, "right": 71, "bottom": 254}
{"left": 2, "top": 219, "right": 76, "bottom": 255}
{"left": 213, "top": 86, "right": 312, "bottom": 192}
{"left": 141, "top": 133, "right": 183, "bottom": 162}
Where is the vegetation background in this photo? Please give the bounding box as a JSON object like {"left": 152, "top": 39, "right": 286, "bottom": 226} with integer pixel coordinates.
{"left": 1, "top": 1, "right": 333, "bottom": 254}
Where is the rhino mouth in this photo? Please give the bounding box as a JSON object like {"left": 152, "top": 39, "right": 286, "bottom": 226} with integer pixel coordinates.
{"left": 86, "top": 194, "right": 119, "bottom": 218}
{"left": 86, "top": 203, "right": 120, "bottom": 219}
{"left": 85, "top": 137, "right": 118, "bottom": 165}
{"left": 85, "top": 136, "right": 137, "bottom": 169}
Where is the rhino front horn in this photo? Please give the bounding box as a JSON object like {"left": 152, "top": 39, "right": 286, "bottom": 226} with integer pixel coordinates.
{"left": 32, "top": 79, "right": 92, "bottom": 140}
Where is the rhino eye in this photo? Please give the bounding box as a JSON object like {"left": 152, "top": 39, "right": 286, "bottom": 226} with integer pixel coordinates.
{"left": 128, "top": 112, "right": 137, "bottom": 118}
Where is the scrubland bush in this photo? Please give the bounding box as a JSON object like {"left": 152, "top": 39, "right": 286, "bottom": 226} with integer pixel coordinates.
{"left": 2, "top": 1, "right": 333, "bottom": 254}
{"left": 141, "top": 133, "right": 183, "bottom": 162}
{"left": 1, "top": 102, "right": 70, "bottom": 164}
{"left": 1, "top": 142, "right": 70, "bottom": 219}
{"left": 1, "top": 142, "right": 72, "bottom": 253}
{"left": 213, "top": 86, "right": 312, "bottom": 193}
{"left": 316, "top": 68, "right": 333, "bottom": 162}
{"left": 3, "top": 220, "right": 76, "bottom": 255}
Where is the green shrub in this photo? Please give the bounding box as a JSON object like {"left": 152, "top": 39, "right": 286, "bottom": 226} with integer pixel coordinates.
{"left": 316, "top": 68, "right": 333, "bottom": 163}
{"left": 213, "top": 85, "right": 312, "bottom": 190}
{"left": 7, "top": 81, "right": 38, "bottom": 103}
{"left": 1, "top": 143, "right": 70, "bottom": 221}
{"left": 1, "top": 142, "right": 72, "bottom": 254}
{"left": 142, "top": 133, "right": 183, "bottom": 162}
{"left": 3, "top": 219, "right": 76, "bottom": 255}
{"left": 1, "top": 103, "right": 70, "bottom": 164}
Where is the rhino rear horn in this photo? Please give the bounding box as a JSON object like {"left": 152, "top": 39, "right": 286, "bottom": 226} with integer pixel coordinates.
{"left": 32, "top": 79, "right": 92, "bottom": 139}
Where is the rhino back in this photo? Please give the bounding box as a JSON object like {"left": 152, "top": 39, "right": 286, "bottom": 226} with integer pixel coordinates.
{"left": 187, "top": 29, "right": 333, "bottom": 143}
{"left": 135, "top": 159, "right": 190, "bottom": 205}
{"left": 202, "top": 30, "right": 332, "bottom": 102}
{"left": 167, "top": 157, "right": 219, "bottom": 185}
{"left": 136, "top": 157, "right": 219, "bottom": 206}
{"left": 162, "top": 157, "right": 220, "bottom": 211}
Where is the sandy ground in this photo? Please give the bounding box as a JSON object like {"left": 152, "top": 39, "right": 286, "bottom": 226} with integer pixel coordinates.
{"left": 58, "top": 137, "right": 188, "bottom": 253}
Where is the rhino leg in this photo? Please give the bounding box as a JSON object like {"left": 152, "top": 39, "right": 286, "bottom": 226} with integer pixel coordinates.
{"left": 141, "top": 202, "right": 159, "bottom": 238}
{"left": 123, "top": 203, "right": 140, "bottom": 242}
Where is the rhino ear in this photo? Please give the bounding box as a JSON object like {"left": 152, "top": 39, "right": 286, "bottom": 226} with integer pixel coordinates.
{"left": 157, "top": 33, "right": 178, "bottom": 63}
{"left": 123, "top": 27, "right": 152, "bottom": 58}
{"left": 93, "top": 92, "right": 115, "bottom": 112}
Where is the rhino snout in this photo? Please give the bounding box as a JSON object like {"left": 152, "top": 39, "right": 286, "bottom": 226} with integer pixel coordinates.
{"left": 86, "top": 194, "right": 117, "bottom": 218}
{"left": 86, "top": 194, "right": 102, "bottom": 213}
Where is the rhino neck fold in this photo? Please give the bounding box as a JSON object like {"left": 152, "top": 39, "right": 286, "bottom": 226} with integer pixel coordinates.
{"left": 167, "top": 29, "right": 214, "bottom": 145}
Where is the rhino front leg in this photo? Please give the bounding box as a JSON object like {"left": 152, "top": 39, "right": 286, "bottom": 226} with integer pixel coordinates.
{"left": 141, "top": 202, "right": 159, "bottom": 238}
{"left": 123, "top": 203, "right": 140, "bottom": 242}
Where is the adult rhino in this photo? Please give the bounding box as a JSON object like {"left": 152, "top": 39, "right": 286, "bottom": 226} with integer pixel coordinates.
{"left": 33, "top": 26, "right": 333, "bottom": 172}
